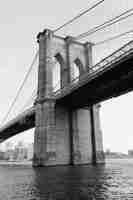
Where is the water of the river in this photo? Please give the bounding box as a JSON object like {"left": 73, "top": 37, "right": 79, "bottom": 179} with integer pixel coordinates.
{"left": 0, "top": 159, "right": 133, "bottom": 200}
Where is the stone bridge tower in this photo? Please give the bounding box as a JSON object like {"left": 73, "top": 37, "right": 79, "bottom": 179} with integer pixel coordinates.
{"left": 33, "top": 29, "right": 105, "bottom": 166}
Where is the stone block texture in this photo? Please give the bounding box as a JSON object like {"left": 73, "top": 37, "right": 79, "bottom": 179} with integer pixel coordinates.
{"left": 33, "top": 29, "right": 105, "bottom": 166}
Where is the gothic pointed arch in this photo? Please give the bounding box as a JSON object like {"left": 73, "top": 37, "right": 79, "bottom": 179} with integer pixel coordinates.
{"left": 52, "top": 54, "right": 61, "bottom": 92}
{"left": 55, "top": 53, "right": 64, "bottom": 69}
{"left": 74, "top": 58, "right": 84, "bottom": 75}
{"left": 70, "top": 58, "right": 84, "bottom": 82}
{"left": 52, "top": 53, "right": 68, "bottom": 91}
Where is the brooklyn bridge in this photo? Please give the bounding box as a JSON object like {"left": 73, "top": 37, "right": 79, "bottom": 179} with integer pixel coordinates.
{"left": 0, "top": 1, "right": 133, "bottom": 166}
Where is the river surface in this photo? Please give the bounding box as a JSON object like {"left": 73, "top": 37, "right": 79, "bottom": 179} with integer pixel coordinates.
{"left": 0, "top": 159, "right": 133, "bottom": 200}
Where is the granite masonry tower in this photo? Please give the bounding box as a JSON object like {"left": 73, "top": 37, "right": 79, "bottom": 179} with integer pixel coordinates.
{"left": 33, "top": 29, "right": 105, "bottom": 166}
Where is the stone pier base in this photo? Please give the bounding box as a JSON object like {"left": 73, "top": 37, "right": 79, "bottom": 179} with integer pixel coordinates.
{"left": 33, "top": 103, "right": 105, "bottom": 166}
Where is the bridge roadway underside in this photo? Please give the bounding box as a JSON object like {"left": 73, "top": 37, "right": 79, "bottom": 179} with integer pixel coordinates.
{"left": 1, "top": 53, "right": 133, "bottom": 141}
{"left": 0, "top": 108, "right": 35, "bottom": 141}
{"left": 58, "top": 53, "right": 133, "bottom": 108}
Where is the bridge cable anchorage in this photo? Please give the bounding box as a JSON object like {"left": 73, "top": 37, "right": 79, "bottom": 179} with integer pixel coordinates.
{"left": 94, "top": 29, "right": 133, "bottom": 46}
{"left": 0, "top": 50, "right": 39, "bottom": 126}
{"left": 75, "top": 7, "right": 133, "bottom": 40}
{"left": 53, "top": 0, "right": 104, "bottom": 33}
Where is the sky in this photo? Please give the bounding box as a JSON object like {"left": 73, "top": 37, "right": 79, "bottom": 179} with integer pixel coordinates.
{"left": 0, "top": 0, "right": 133, "bottom": 153}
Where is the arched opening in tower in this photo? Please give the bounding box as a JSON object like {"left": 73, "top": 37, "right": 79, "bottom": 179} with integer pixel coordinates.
{"left": 71, "top": 62, "right": 80, "bottom": 83}
{"left": 52, "top": 57, "right": 61, "bottom": 92}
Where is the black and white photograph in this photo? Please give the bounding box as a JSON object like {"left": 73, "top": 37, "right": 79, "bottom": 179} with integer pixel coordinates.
{"left": 0, "top": 0, "right": 132, "bottom": 199}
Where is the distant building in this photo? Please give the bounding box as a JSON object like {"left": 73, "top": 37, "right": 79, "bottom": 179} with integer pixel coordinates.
{"left": 104, "top": 150, "right": 127, "bottom": 159}
{"left": 14, "top": 142, "right": 27, "bottom": 161}
{"left": 128, "top": 150, "right": 133, "bottom": 157}
{"left": 0, "top": 141, "right": 34, "bottom": 161}
{"left": 13, "top": 147, "right": 19, "bottom": 160}
{"left": 4, "top": 149, "right": 14, "bottom": 160}
{"left": 27, "top": 143, "right": 33, "bottom": 160}
{"left": 105, "top": 149, "right": 111, "bottom": 154}
{"left": 0, "top": 151, "right": 5, "bottom": 160}
{"left": 5, "top": 142, "right": 13, "bottom": 151}
{"left": 17, "top": 148, "right": 27, "bottom": 160}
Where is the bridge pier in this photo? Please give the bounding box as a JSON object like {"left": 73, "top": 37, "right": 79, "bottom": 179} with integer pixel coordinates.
{"left": 90, "top": 105, "right": 105, "bottom": 164}
{"left": 72, "top": 108, "right": 93, "bottom": 164}
{"left": 33, "top": 104, "right": 104, "bottom": 166}
{"left": 71, "top": 105, "right": 104, "bottom": 165}
{"left": 33, "top": 29, "right": 104, "bottom": 166}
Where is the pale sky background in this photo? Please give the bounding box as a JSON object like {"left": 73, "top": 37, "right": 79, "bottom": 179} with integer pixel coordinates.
{"left": 0, "top": 0, "right": 133, "bottom": 153}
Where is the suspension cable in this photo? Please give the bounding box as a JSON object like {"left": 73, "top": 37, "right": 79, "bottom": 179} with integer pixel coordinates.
{"left": 20, "top": 89, "right": 37, "bottom": 113}
{"left": 0, "top": 50, "right": 39, "bottom": 125}
{"left": 76, "top": 8, "right": 133, "bottom": 40}
{"left": 53, "top": 0, "right": 104, "bottom": 33}
{"left": 94, "top": 29, "right": 133, "bottom": 46}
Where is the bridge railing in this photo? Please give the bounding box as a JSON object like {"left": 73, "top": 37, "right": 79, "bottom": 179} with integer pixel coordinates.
{"left": 53, "top": 40, "right": 133, "bottom": 99}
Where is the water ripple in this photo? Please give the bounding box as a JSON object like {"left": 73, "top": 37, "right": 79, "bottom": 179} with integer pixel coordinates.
{"left": 0, "top": 159, "right": 133, "bottom": 199}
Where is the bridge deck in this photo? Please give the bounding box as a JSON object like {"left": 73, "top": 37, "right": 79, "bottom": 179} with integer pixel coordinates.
{"left": 1, "top": 40, "right": 133, "bottom": 140}
{"left": 0, "top": 107, "right": 35, "bottom": 141}
{"left": 55, "top": 39, "right": 133, "bottom": 103}
{"left": 56, "top": 47, "right": 133, "bottom": 108}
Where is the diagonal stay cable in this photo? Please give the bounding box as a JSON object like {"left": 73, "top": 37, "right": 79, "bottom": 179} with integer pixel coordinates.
{"left": 94, "top": 29, "right": 133, "bottom": 46}
{"left": 53, "top": 40, "right": 133, "bottom": 99}
{"left": 0, "top": 50, "right": 39, "bottom": 125}
{"left": 20, "top": 89, "right": 37, "bottom": 113}
{"left": 53, "top": 0, "right": 104, "bottom": 33}
{"left": 76, "top": 7, "right": 133, "bottom": 40}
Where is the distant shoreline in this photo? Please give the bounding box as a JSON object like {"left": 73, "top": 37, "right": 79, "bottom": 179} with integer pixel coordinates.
{"left": 0, "top": 160, "right": 32, "bottom": 165}
{"left": 0, "top": 157, "right": 133, "bottom": 166}
{"left": 105, "top": 155, "right": 133, "bottom": 159}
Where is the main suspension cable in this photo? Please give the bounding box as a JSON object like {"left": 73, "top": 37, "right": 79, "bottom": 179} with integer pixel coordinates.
{"left": 20, "top": 89, "right": 37, "bottom": 113}
{"left": 76, "top": 7, "right": 133, "bottom": 40}
{"left": 94, "top": 29, "right": 133, "bottom": 46}
{"left": 0, "top": 50, "right": 39, "bottom": 125}
{"left": 53, "top": 0, "right": 104, "bottom": 33}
